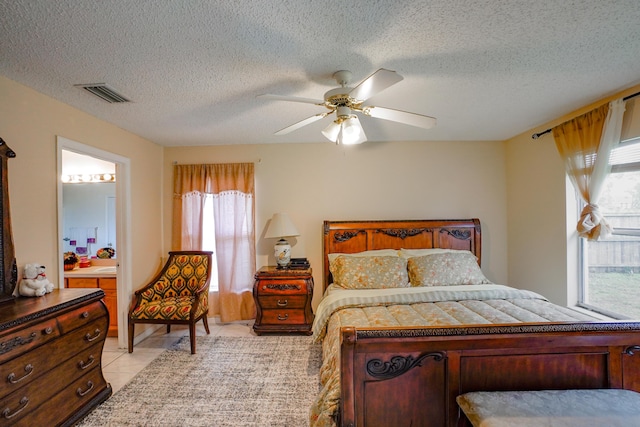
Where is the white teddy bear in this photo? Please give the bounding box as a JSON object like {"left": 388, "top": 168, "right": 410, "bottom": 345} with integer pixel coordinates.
{"left": 16, "top": 264, "right": 55, "bottom": 297}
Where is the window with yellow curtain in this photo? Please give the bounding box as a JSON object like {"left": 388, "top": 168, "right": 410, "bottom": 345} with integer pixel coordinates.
{"left": 581, "top": 135, "right": 640, "bottom": 319}
{"left": 172, "top": 163, "right": 256, "bottom": 322}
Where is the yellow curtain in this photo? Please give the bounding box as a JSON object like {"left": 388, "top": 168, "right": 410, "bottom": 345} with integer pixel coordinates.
{"left": 172, "top": 163, "right": 256, "bottom": 322}
{"left": 553, "top": 99, "right": 626, "bottom": 240}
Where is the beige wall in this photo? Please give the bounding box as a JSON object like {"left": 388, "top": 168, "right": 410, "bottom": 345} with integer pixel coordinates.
{"left": 164, "top": 140, "right": 508, "bottom": 308}
{"left": 0, "top": 75, "right": 164, "bottom": 295}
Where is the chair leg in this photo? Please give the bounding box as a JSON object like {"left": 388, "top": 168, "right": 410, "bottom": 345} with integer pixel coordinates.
{"left": 128, "top": 321, "right": 135, "bottom": 353}
{"left": 189, "top": 322, "right": 196, "bottom": 354}
{"left": 166, "top": 324, "right": 171, "bottom": 334}
{"left": 202, "top": 316, "right": 210, "bottom": 335}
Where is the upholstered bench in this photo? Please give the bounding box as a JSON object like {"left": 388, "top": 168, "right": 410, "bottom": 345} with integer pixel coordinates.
{"left": 457, "top": 389, "right": 640, "bottom": 427}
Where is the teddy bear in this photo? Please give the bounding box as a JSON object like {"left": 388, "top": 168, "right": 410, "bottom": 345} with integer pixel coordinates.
{"left": 16, "top": 264, "right": 55, "bottom": 297}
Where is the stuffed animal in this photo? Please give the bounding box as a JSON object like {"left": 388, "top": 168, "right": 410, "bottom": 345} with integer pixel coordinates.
{"left": 16, "top": 264, "right": 54, "bottom": 297}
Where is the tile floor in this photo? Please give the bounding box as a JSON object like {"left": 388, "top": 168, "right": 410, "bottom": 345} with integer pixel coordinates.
{"left": 102, "top": 318, "right": 255, "bottom": 393}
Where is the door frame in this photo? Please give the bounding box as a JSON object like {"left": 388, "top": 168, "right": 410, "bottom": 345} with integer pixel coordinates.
{"left": 56, "top": 136, "right": 132, "bottom": 349}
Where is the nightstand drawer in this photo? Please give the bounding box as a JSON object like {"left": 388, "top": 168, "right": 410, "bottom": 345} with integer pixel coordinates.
{"left": 258, "top": 295, "right": 306, "bottom": 309}
{"left": 257, "top": 279, "right": 308, "bottom": 295}
{"left": 261, "top": 309, "right": 306, "bottom": 325}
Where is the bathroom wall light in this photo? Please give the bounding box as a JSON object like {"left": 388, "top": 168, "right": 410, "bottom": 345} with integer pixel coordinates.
{"left": 61, "top": 173, "right": 116, "bottom": 183}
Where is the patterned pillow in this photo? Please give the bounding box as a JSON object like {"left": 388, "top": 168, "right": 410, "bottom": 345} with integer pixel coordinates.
{"left": 330, "top": 256, "right": 409, "bottom": 289}
{"left": 407, "top": 251, "right": 490, "bottom": 286}
{"left": 399, "top": 248, "right": 464, "bottom": 259}
{"left": 328, "top": 249, "right": 400, "bottom": 267}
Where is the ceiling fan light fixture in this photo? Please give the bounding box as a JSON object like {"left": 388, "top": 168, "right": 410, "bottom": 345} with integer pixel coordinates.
{"left": 321, "top": 121, "right": 341, "bottom": 142}
{"left": 322, "top": 115, "right": 366, "bottom": 145}
{"left": 339, "top": 116, "right": 366, "bottom": 145}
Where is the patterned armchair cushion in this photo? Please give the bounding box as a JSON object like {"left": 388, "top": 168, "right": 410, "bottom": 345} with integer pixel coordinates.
{"left": 130, "top": 295, "right": 208, "bottom": 321}
{"left": 140, "top": 253, "right": 210, "bottom": 301}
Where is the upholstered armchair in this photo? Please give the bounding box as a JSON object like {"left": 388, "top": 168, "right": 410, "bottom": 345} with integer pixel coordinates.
{"left": 128, "top": 251, "right": 213, "bottom": 354}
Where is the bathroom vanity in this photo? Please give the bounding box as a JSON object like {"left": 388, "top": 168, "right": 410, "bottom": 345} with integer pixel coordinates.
{"left": 64, "top": 263, "right": 117, "bottom": 337}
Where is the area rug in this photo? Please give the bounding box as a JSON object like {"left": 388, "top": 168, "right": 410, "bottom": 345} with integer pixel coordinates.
{"left": 77, "top": 335, "right": 322, "bottom": 427}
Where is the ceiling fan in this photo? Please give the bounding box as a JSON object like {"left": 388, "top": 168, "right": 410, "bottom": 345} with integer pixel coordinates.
{"left": 258, "top": 68, "right": 437, "bottom": 145}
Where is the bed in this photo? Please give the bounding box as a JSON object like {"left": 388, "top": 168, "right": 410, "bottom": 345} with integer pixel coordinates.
{"left": 310, "top": 219, "right": 640, "bottom": 427}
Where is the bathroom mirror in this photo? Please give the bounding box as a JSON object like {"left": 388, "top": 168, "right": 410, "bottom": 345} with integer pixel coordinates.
{"left": 62, "top": 150, "right": 117, "bottom": 261}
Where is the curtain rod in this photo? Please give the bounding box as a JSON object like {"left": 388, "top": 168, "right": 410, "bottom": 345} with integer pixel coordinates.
{"left": 531, "top": 90, "right": 640, "bottom": 140}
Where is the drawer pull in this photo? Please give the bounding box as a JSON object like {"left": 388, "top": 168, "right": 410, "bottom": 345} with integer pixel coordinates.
{"left": 85, "top": 329, "right": 102, "bottom": 342}
{"left": 81, "top": 311, "right": 90, "bottom": 318}
{"left": 43, "top": 327, "right": 53, "bottom": 335}
{"left": 7, "top": 364, "right": 34, "bottom": 384}
{"left": 77, "top": 380, "right": 94, "bottom": 397}
{"left": 277, "top": 313, "right": 289, "bottom": 321}
{"left": 2, "top": 396, "right": 29, "bottom": 419}
{"left": 78, "top": 355, "right": 95, "bottom": 370}
{"left": 277, "top": 299, "right": 288, "bottom": 307}
{"left": 0, "top": 332, "right": 36, "bottom": 356}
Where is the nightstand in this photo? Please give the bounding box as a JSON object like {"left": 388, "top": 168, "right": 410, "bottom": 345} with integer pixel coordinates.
{"left": 253, "top": 266, "right": 314, "bottom": 335}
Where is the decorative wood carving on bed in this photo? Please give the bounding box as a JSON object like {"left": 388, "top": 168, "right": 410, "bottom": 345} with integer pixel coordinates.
{"left": 322, "top": 219, "right": 640, "bottom": 427}
{"left": 0, "top": 138, "right": 17, "bottom": 304}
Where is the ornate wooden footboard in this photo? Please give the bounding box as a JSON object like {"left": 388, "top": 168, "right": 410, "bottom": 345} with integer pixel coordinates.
{"left": 339, "top": 323, "right": 640, "bottom": 427}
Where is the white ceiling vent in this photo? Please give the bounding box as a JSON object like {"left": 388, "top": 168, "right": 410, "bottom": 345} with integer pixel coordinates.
{"left": 74, "top": 83, "right": 130, "bottom": 103}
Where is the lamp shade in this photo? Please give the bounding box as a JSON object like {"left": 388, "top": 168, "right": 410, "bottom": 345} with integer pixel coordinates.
{"left": 265, "top": 213, "right": 299, "bottom": 268}
{"left": 265, "top": 213, "right": 299, "bottom": 239}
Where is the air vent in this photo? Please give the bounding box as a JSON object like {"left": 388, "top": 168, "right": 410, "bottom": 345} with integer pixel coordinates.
{"left": 74, "top": 83, "right": 130, "bottom": 103}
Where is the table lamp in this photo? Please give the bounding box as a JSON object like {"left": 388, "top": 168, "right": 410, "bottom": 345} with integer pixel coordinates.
{"left": 265, "top": 213, "right": 299, "bottom": 268}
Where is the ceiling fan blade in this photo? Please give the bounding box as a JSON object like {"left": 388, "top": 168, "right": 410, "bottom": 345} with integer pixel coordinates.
{"left": 274, "top": 112, "right": 331, "bottom": 135}
{"left": 348, "top": 69, "right": 403, "bottom": 102}
{"left": 257, "top": 94, "right": 325, "bottom": 105}
{"left": 363, "top": 106, "right": 437, "bottom": 129}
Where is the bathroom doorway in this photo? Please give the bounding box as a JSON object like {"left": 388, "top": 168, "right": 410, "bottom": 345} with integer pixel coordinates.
{"left": 57, "top": 136, "right": 131, "bottom": 349}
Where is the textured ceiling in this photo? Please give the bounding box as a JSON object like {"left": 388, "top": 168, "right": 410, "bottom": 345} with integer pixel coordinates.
{"left": 2, "top": 0, "right": 640, "bottom": 147}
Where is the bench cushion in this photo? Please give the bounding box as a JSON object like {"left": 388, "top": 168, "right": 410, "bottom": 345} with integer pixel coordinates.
{"left": 457, "top": 389, "right": 640, "bottom": 427}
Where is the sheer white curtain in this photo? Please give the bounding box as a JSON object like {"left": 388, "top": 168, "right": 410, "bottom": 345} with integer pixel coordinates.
{"left": 173, "top": 163, "right": 256, "bottom": 322}
{"left": 211, "top": 191, "right": 255, "bottom": 320}
{"left": 553, "top": 99, "right": 626, "bottom": 240}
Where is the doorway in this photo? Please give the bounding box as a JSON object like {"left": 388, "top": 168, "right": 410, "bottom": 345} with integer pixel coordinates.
{"left": 57, "top": 136, "right": 132, "bottom": 349}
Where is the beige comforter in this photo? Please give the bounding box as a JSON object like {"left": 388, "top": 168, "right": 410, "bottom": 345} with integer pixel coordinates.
{"left": 309, "top": 284, "right": 596, "bottom": 427}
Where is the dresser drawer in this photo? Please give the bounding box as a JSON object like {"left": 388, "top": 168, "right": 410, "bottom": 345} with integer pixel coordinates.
{"left": 0, "top": 319, "right": 59, "bottom": 364}
{"left": 0, "top": 322, "right": 106, "bottom": 398}
{"left": 58, "top": 316, "right": 109, "bottom": 354}
{"left": 257, "top": 295, "right": 307, "bottom": 309}
{"left": 0, "top": 342, "right": 104, "bottom": 426}
{"left": 7, "top": 364, "right": 108, "bottom": 427}
{"left": 261, "top": 309, "right": 307, "bottom": 325}
{"left": 56, "top": 300, "right": 108, "bottom": 334}
{"left": 257, "top": 278, "right": 309, "bottom": 295}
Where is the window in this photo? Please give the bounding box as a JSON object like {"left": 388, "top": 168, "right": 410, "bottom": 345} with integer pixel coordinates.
{"left": 579, "top": 138, "right": 640, "bottom": 318}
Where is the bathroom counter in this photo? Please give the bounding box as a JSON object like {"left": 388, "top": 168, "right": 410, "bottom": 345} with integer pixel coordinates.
{"left": 64, "top": 265, "right": 117, "bottom": 278}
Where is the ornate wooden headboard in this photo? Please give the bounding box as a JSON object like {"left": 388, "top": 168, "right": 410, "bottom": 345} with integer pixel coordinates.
{"left": 322, "top": 219, "right": 481, "bottom": 291}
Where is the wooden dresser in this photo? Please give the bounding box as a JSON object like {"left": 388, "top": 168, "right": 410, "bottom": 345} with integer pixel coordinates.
{"left": 0, "top": 288, "right": 112, "bottom": 426}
